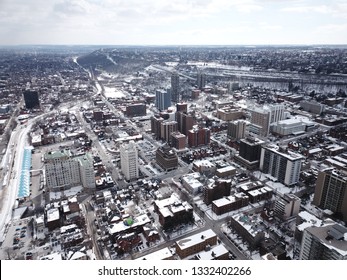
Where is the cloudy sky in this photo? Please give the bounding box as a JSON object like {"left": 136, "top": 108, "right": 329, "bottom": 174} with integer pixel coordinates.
{"left": 0, "top": 0, "right": 347, "bottom": 45}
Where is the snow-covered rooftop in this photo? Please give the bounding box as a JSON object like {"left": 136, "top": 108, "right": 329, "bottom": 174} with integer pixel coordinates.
{"left": 176, "top": 229, "right": 216, "bottom": 250}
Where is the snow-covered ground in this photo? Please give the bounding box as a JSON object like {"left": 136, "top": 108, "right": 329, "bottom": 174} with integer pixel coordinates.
{"left": 103, "top": 86, "right": 125, "bottom": 99}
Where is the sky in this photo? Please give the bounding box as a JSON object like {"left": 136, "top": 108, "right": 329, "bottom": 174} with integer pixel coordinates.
{"left": 0, "top": 0, "right": 347, "bottom": 45}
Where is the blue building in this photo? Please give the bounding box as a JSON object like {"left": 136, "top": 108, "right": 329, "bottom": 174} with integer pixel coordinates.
{"left": 155, "top": 88, "right": 171, "bottom": 111}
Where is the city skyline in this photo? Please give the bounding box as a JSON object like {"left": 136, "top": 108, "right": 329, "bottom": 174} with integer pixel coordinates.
{"left": 1, "top": 0, "right": 347, "bottom": 46}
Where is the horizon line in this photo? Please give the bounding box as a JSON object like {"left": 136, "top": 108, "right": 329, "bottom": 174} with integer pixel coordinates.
{"left": 1, "top": 43, "right": 347, "bottom": 47}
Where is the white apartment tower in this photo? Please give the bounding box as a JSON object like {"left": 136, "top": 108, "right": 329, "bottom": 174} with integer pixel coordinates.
{"left": 259, "top": 145, "right": 303, "bottom": 186}
{"left": 120, "top": 140, "right": 139, "bottom": 181}
{"left": 77, "top": 153, "right": 95, "bottom": 189}
{"left": 227, "top": 120, "right": 247, "bottom": 141}
{"left": 274, "top": 193, "right": 301, "bottom": 220}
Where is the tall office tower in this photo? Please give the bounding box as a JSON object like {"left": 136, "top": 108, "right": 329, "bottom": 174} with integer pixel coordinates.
{"left": 44, "top": 149, "right": 95, "bottom": 190}
{"left": 234, "top": 137, "right": 264, "bottom": 170}
{"left": 23, "top": 90, "right": 40, "bottom": 109}
{"left": 160, "top": 121, "right": 178, "bottom": 144}
{"left": 299, "top": 223, "right": 347, "bottom": 260}
{"left": 259, "top": 145, "right": 304, "bottom": 186}
{"left": 313, "top": 168, "right": 347, "bottom": 222}
{"left": 120, "top": 141, "right": 139, "bottom": 181}
{"left": 155, "top": 88, "right": 171, "bottom": 111}
{"left": 188, "top": 126, "right": 210, "bottom": 148}
{"left": 248, "top": 104, "right": 285, "bottom": 137}
{"left": 171, "top": 72, "right": 180, "bottom": 103}
{"left": 196, "top": 70, "right": 206, "bottom": 90}
{"left": 227, "top": 120, "right": 247, "bottom": 141}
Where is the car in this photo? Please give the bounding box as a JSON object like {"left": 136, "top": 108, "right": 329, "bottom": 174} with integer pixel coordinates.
{"left": 20, "top": 233, "right": 26, "bottom": 238}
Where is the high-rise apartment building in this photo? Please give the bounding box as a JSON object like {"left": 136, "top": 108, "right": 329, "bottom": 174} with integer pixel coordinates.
{"left": 259, "top": 145, "right": 303, "bottom": 186}
{"left": 77, "top": 153, "right": 96, "bottom": 189}
{"left": 227, "top": 120, "right": 247, "bottom": 141}
{"left": 299, "top": 223, "right": 347, "bottom": 260}
{"left": 170, "top": 131, "right": 187, "bottom": 150}
{"left": 313, "top": 168, "right": 347, "bottom": 222}
{"left": 120, "top": 141, "right": 139, "bottom": 181}
{"left": 160, "top": 121, "right": 178, "bottom": 144}
{"left": 274, "top": 193, "right": 301, "bottom": 220}
{"left": 176, "top": 111, "right": 194, "bottom": 136}
{"left": 196, "top": 70, "right": 206, "bottom": 90}
{"left": 171, "top": 72, "right": 180, "bottom": 103}
{"left": 151, "top": 115, "right": 164, "bottom": 139}
{"left": 155, "top": 88, "right": 171, "bottom": 111}
{"left": 188, "top": 126, "right": 210, "bottom": 148}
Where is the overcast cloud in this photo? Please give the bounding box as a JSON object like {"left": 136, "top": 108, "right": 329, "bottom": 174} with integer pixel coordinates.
{"left": 0, "top": 0, "right": 346, "bottom": 45}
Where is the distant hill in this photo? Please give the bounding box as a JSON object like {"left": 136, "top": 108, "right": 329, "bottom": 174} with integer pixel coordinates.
{"left": 76, "top": 48, "right": 153, "bottom": 74}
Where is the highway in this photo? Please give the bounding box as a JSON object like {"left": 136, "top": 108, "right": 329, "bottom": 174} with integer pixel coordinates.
{"left": 0, "top": 113, "right": 49, "bottom": 243}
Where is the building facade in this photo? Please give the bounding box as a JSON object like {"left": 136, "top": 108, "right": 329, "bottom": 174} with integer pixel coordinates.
{"left": 176, "top": 111, "right": 194, "bottom": 136}
{"left": 196, "top": 70, "right": 206, "bottom": 90}
{"left": 227, "top": 120, "right": 247, "bottom": 141}
{"left": 299, "top": 223, "right": 347, "bottom": 260}
{"left": 155, "top": 88, "right": 171, "bottom": 111}
{"left": 120, "top": 141, "right": 139, "bottom": 181}
{"left": 234, "top": 137, "right": 264, "bottom": 170}
{"left": 160, "top": 121, "right": 178, "bottom": 144}
{"left": 171, "top": 72, "right": 180, "bottom": 103}
{"left": 170, "top": 131, "right": 186, "bottom": 150}
{"left": 259, "top": 145, "right": 303, "bottom": 186}
{"left": 313, "top": 168, "right": 347, "bottom": 222}
{"left": 44, "top": 149, "right": 95, "bottom": 191}
{"left": 156, "top": 145, "right": 178, "bottom": 171}
{"left": 188, "top": 126, "right": 210, "bottom": 148}
{"left": 203, "top": 179, "right": 232, "bottom": 205}
{"left": 125, "top": 103, "right": 146, "bottom": 117}
{"left": 274, "top": 193, "right": 301, "bottom": 220}
{"left": 248, "top": 104, "right": 284, "bottom": 137}
{"left": 23, "top": 89, "right": 40, "bottom": 109}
